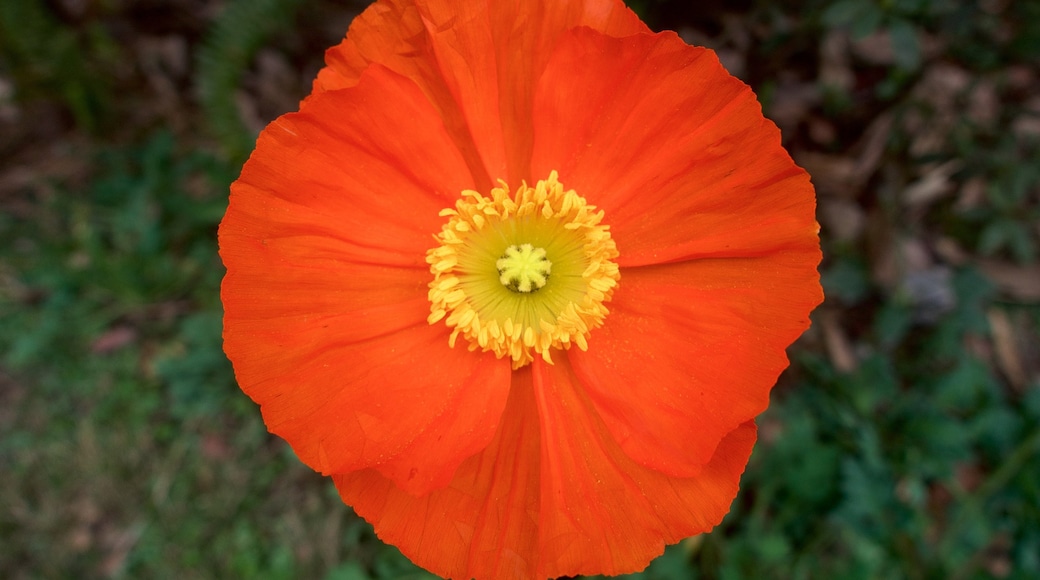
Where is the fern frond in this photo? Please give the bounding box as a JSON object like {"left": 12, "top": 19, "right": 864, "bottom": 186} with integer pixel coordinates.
{"left": 196, "top": 0, "right": 303, "bottom": 163}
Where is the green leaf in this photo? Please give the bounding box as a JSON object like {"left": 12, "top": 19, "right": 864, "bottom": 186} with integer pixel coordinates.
{"left": 874, "top": 299, "right": 913, "bottom": 349}
{"left": 822, "top": 258, "right": 872, "bottom": 305}
{"left": 888, "top": 18, "right": 921, "bottom": 70}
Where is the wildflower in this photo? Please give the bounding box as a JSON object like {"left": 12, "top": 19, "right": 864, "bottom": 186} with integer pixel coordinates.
{"left": 219, "top": 0, "right": 823, "bottom": 578}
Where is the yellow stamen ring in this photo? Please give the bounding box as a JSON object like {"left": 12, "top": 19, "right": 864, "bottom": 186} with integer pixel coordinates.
{"left": 426, "top": 171, "right": 620, "bottom": 369}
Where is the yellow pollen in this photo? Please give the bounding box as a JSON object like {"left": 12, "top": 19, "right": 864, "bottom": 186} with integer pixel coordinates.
{"left": 425, "top": 171, "right": 620, "bottom": 369}
{"left": 497, "top": 243, "right": 551, "bottom": 293}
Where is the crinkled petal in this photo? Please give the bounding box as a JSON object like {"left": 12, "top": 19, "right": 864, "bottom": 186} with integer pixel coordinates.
{"left": 479, "top": 0, "right": 648, "bottom": 183}
{"left": 335, "top": 360, "right": 756, "bottom": 579}
{"left": 526, "top": 27, "right": 820, "bottom": 476}
{"left": 571, "top": 252, "right": 821, "bottom": 477}
{"left": 315, "top": 0, "right": 648, "bottom": 188}
{"left": 530, "top": 358, "right": 756, "bottom": 577}
{"left": 531, "top": 28, "right": 818, "bottom": 267}
{"left": 336, "top": 369, "right": 542, "bottom": 579}
{"left": 225, "top": 65, "right": 476, "bottom": 267}
{"left": 220, "top": 63, "right": 512, "bottom": 494}
{"left": 246, "top": 322, "right": 509, "bottom": 496}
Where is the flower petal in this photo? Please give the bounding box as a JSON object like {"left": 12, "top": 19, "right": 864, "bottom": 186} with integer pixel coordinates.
{"left": 336, "top": 369, "right": 542, "bottom": 579}
{"left": 572, "top": 251, "right": 821, "bottom": 477}
{"left": 246, "top": 321, "right": 510, "bottom": 495}
{"left": 479, "top": 0, "right": 649, "bottom": 183}
{"left": 529, "top": 358, "right": 756, "bottom": 577}
{"left": 315, "top": 0, "right": 648, "bottom": 187}
{"left": 224, "top": 65, "right": 476, "bottom": 268}
{"left": 335, "top": 360, "right": 756, "bottom": 579}
{"left": 531, "top": 28, "right": 818, "bottom": 267}
{"left": 220, "top": 63, "right": 512, "bottom": 493}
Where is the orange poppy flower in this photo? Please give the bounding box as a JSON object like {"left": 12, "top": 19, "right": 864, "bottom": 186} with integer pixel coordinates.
{"left": 219, "top": 0, "right": 823, "bottom": 578}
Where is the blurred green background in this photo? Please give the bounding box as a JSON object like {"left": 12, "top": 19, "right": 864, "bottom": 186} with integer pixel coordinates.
{"left": 2, "top": 0, "right": 1039, "bottom": 578}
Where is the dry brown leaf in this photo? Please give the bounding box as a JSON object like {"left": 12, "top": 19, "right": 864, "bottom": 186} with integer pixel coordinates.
{"left": 850, "top": 30, "right": 897, "bottom": 65}
{"left": 91, "top": 326, "right": 138, "bottom": 354}
{"left": 853, "top": 113, "right": 894, "bottom": 186}
{"left": 99, "top": 521, "right": 146, "bottom": 578}
{"left": 796, "top": 152, "right": 859, "bottom": 197}
{"left": 1006, "top": 64, "right": 1036, "bottom": 90}
{"left": 978, "top": 259, "right": 1040, "bottom": 301}
{"left": 965, "top": 333, "right": 993, "bottom": 364}
{"left": 0, "top": 372, "right": 24, "bottom": 432}
{"left": 933, "top": 236, "right": 970, "bottom": 265}
{"left": 954, "top": 462, "right": 984, "bottom": 493}
{"left": 906, "top": 64, "right": 972, "bottom": 156}
{"left": 918, "top": 62, "right": 972, "bottom": 101}
{"left": 1012, "top": 96, "right": 1040, "bottom": 138}
{"left": 0, "top": 138, "right": 92, "bottom": 199}
{"left": 715, "top": 48, "right": 747, "bottom": 80}
{"left": 0, "top": 76, "right": 16, "bottom": 125}
{"left": 819, "top": 309, "right": 858, "bottom": 373}
{"left": 1012, "top": 113, "right": 1040, "bottom": 139}
{"left": 807, "top": 115, "right": 838, "bottom": 145}
{"left": 819, "top": 198, "right": 866, "bottom": 242}
{"left": 795, "top": 113, "right": 892, "bottom": 198}
{"left": 969, "top": 79, "right": 1000, "bottom": 127}
{"left": 767, "top": 76, "right": 820, "bottom": 138}
{"left": 871, "top": 225, "right": 932, "bottom": 292}
{"left": 903, "top": 160, "right": 962, "bottom": 207}
{"left": 137, "top": 35, "right": 191, "bottom": 130}
{"left": 954, "top": 177, "right": 988, "bottom": 212}
{"left": 987, "top": 308, "right": 1028, "bottom": 390}
{"left": 819, "top": 30, "right": 854, "bottom": 92}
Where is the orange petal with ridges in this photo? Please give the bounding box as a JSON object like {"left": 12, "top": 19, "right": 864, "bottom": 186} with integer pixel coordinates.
{"left": 572, "top": 252, "right": 822, "bottom": 477}
{"left": 225, "top": 66, "right": 476, "bottom": 268}
{"left": 479, "top": 0, "right": 648, "bottom": 182}
{"left": 335, "top": 360, "right": 757, "bottom": 579}
{"left": 336, "top": 368, "right": 542, "bottom": 579}
{"left": 248, "top": 322, "right": 509, "bottom": 495}
{"left": 530, "top": 358, "right": 756, "bottom": 577}
{"left": 530, "top": 28, "right": 818, "bottom": 267}
{"left": 220, "top": 62, "right": 513, "bottom": 494}
{"left": 315, "top": 0, "right": 646, "bottom": 93}
{"left": 316, "top": 0, "right": 648, "bottom": 188}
